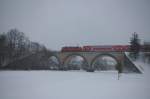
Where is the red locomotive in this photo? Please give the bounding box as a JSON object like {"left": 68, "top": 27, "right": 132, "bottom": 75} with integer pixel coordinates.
{"left": 61, "top": 45, "right": 130, "bottom": 52}
{"left": 61, "top": 46, "right": 82, "bottom": 52}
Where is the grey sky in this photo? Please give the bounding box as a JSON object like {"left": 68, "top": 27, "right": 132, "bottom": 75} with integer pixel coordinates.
{"left": 0, "top": 0, "right": 150, "bottom": 50}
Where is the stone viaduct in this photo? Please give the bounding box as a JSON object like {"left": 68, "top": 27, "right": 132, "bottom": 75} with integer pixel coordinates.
{"left": 49, "top": 51, "right": 141, "bottom": 73}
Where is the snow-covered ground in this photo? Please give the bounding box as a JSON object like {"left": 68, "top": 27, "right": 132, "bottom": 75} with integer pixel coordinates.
{"left": 0, "top": 62, "right": 150, "bottom": 99}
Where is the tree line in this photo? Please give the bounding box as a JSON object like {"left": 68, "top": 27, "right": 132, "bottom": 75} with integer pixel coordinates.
{"left": 0, "top": 29, "right": 48, "bottom": 67}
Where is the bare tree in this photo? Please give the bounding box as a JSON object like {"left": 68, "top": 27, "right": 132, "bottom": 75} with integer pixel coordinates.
{"left": 5, "top": 29, "right": 30, "bottom": 60}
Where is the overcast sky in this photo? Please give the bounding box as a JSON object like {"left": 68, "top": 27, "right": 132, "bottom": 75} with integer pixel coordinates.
{"left": 0, "top": 0, "right": 150, "bottom": 50}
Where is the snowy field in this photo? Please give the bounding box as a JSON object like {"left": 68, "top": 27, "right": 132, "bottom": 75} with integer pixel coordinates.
{"left": 0, "top": 62, "right": 150, "bottom": 99}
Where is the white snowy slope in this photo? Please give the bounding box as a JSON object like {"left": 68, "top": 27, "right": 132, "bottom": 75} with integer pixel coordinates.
{"left": 125, "top": 52, "right": 144, "bottom": 73}
{"left": 0, "top": 62, "right": 150, "bottom": 99}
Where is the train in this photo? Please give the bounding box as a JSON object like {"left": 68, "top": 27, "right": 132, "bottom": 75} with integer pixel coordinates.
{"left": 61, "top": 45, "right": 130, "bottom": 52}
